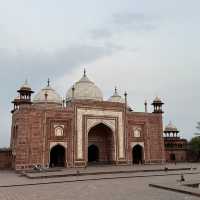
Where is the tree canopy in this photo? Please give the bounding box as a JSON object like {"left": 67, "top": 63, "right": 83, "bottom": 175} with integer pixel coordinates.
{"left": 189, "top": 137, "right": 200, "bottom": 152}
{"left": 188, "top": 122, "right": 200, "bottom": 161}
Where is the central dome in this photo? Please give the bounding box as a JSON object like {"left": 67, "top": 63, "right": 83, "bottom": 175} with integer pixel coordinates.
{"left": 66, "top": 70, "right": 103, "bottom": 101}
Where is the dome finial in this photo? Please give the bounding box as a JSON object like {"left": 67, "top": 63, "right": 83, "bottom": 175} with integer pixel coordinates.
{"left": 144, "top": 99, "right": 148, "bottom": 113}
{"left": 47, "top": 78, "right": 50, "bottom": 87}
{"left": 114, "top": 86, "right": 117, "bottom": 95}
{"left": 20, "top": 78, "right": 31, "bottom": 89}
{"left": 124, "top": 91, "right": 128, "bottom": 97}
{"left": 25, "top": 79, "right": 28, "bottom": 85}
{"left": 84, "top": 68, "right": 86, "bottom": 77}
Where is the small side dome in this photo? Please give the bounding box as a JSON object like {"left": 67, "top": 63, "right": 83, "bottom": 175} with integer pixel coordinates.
{"left": 17, "top": 80, "right": 33, "bottom": 92}
{"left": 33, "top": 80, "right": 62, "bottom": 105}
{"left": 153, "top": 96, "right": 162, "bottom": 103}
{"left": 108, "top": 87, "right": 125, "bottom": 103}
{"left": 20, "top": 80, "right": 31, "bottom": 89}
{"left": 66, "top": 69, "right": 103, "bottom": 101}
{"left": 164, "top": 121, "right": 179, "bottom": 133}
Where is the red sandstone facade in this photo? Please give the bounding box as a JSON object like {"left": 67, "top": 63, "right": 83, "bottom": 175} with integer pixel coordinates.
{"left": 10, "top": 100, "right": 165, "bottom": 170}
{"left": 164, "top": 124, "right": 187, "bottom": 162}
{"left": 9, "top": 73, "right": 166, "bottom": 170}
{"left": 0, "top": 149, "right": 12, "bottom": 169}
{"left": 164, "top": 138, "right": 187, "bottom": 162}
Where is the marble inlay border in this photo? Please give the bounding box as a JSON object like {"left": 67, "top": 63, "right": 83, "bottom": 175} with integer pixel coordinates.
{"left": 50, "top": 142, "right": 67, "bottom": 149}
{"left": 76, "top": 107, "right": 124, "bottom": 159}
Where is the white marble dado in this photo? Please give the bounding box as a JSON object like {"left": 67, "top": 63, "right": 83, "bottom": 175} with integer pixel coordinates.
{"left": 76, "top": 108, "right": 124, "bottom": 160}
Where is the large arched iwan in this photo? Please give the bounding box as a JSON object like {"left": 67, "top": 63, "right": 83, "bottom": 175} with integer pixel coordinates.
{"left": 88, "top": 123, "right": 115, "bottom": 164}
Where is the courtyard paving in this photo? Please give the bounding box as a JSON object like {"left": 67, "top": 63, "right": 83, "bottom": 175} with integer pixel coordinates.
{"left": 0, "top": 163, "right": 199, "bottom": 200}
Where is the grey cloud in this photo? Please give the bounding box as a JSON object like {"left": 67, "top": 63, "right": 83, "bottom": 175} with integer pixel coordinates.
{"left": 112, "top": 13, "right": 157, "bottom": 31}
{"left": 90, "top": 29, "right": 112, "bottom": 40}
{"left": 0, "top": 42, "right": 121, "bottom": 146}
{"left": 0, "top": 43, "right": 117, "bottom": 87}
{"left": 112, "top": 13, "right": 153, "bottom": 25}
{"left": 0, "top": 41, "right": 125, "bottom": 106}
{"left": 90, "top": 12, "right": 158, "bottom": 41}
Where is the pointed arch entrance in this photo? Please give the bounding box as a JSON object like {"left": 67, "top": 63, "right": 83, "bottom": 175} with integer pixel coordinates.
{"left": 132, "top": 145, "right": 143, "bottom": 164}
{"left": 50, "top": 145, "right": 65, "bottom": 167}
{"left": 88, "top": 123, "right": 114, "bottom": 164}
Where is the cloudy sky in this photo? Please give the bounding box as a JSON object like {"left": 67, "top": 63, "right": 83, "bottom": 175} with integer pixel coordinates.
{"left": 0, "top": 0, "right": 199, "bottom": 146}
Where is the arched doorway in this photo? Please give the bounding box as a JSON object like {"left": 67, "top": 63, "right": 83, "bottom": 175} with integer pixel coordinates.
{"left": 88, "top": 145, "right": 99, "bottom": 162}
{"left": 170, "top": 153, "right": 176, "bottom": 161}
{"left": 50, "top": 145, "right": 65, "bottom": 167}
{"left": 132, "top": 145, "right": 143, "bottom": 164}
{"left": 88, "top": 123, "right": 114, "bottom": 164}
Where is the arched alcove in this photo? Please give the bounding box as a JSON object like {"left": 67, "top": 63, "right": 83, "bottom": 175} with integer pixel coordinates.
{"left": 132, "top": 145, "right": 143, "bottom": 164}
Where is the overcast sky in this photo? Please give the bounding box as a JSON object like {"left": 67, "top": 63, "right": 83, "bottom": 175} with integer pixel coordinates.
{"left": 0, "top": 0, "right": 200, "bottom": 147}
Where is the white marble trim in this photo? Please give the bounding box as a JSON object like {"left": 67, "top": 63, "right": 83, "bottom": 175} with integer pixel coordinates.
{"left": 50, "top": 142, "right": 67, "bottom": 149}
{"left": 76, "top": 108, "right": 124, "bottom": 159}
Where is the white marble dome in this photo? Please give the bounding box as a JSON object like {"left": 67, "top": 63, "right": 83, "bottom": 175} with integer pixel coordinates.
{"left": 108, "top": 88, "right": 125, "bottom": 103}
{"left": 153, "top": 96, "right": 162, "bottom": 102}
{"left": 20, "top": 80, "right": 31, "bottom": 90}
{"left": 33, "top": 82, "right": 62, "bottom": 105}
{"left": 66, "top": 71, "right": 103, "bottom": 101}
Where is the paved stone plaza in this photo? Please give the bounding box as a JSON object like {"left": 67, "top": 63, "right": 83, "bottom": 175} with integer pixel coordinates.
{"left": 0, "top": 163, "right": 199, "bottom": 200}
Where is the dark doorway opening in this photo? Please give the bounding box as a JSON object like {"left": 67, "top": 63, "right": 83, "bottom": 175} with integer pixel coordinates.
{"left": 132, "top": 145, "right": 143, "bottom": 164}
{"left": 50, "top": 145, "right": 65, "bottom": 167}
{"left": 170, "top": 153, "right": 176, "bottom": 161}
{"left": 88, "top": 145, "right": 99, "bottom": 163}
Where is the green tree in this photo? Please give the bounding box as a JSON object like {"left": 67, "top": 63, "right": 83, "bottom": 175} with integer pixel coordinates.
{"left": 189, "top": 137, "right": 200, "bottom": 161}
{"left": 195, "top": 122, "right": 200, "bottom": 136}
{"left": 188, "top": 122, "right": 200, "bottom": 161}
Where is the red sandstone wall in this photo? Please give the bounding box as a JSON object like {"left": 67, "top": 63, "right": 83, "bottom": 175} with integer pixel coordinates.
{"left": 0, "top": 150, "right": 12, "bottom": 169}
{"left": 165, "top": 150, "right": 187, "bottom": 162}
{"left": 11, "top": 105, "right": 74, "bottom": 170}
{"left": 127, "top": 112, "right": 165, "bottom": 164}
{"left": 164, "top": 139, "right": 187, "bottom": 162}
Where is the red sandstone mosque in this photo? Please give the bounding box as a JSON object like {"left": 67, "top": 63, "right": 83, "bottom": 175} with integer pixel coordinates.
{"left": 8, "top": 70, "right": 185, "bottom": 170}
